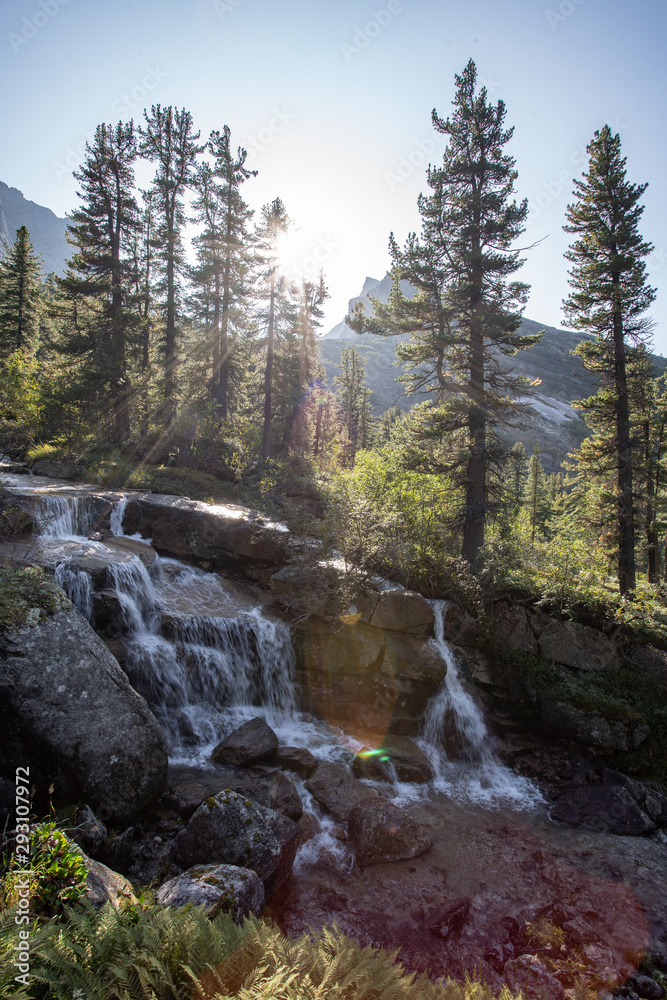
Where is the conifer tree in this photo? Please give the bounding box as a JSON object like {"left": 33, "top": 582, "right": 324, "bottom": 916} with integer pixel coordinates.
{"left": 254, "top": 198, "right": 291, "bottom": 459}
{"left": 564, "top": 125, "right": 655, "bottom": 594}
{"left": 349, "top": 60, "right": 539, "bottom": 565}
{"left": 191, "top": 127, "right": 256, "bottom": 420}
{"left": 0, "top": 226, "right": 43, "bottom": 356}
{"left": 140, "top": 106, "right": 201, "bottom": 421}
{"left": 524, "top": 443, "right": 549, "bottom": 545}
{"left": 61, "top": 122, "right": 139, "bottom": 442}
{"left": 507, "top": 441, "right": 527, "bottom": 509}
{"left": 280, "top": 274, "right": 328, "bottom": 455}
{"left": 334, "top": 346, "right": 374, "bottom": 463}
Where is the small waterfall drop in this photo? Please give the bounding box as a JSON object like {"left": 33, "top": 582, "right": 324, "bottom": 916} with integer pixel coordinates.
{"left": 36, "top": 494, "right": 93, "bottom": 539}
{"left": 416, "top": 600, "right": 543, "bottom": 809}
{"left": 109, "top": 495, "right": 128, "bottom": 536}
{"left": 54, "top": 562, "right": 93, "bottom": 621}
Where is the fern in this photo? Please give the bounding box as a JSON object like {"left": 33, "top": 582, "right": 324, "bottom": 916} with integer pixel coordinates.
{"left": 0, "top": 899, "right": 522, "bottom": 1000}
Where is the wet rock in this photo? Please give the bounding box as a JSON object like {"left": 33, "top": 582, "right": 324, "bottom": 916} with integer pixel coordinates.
{"left": 298, "top": 811, "right": 322, "bottom": 844}
{"left": 104, "top": 535, "right": 157, "bottom": 568}
{"left": 211, "top": 717, "right": 279, "bottom": 767}
{"left": 0, "top": 607, "right": 168, "bottom": 823}
{"left": 369, "top": 589, "right": 434, "bottom": 636}
{"left": 504, "top": 954, "right": 565, "bottom": 1000}
{"left": 378, "top": 735, "right": 434, "bottom": 783}
{"left": 156, "top": 863, "right": 264, "bottom": 920}
{"left": 551, "top": 785, "right": 655, "bottom": 836}
{"left": 170, "top": 778, "right": 210, "bottom": 821}
{"left": 68, "top": 805, "right": 107, "bottom": 857}
{"left": 173, "top": 789, "right": 300, "bottom": 897}
{"left": 305, "top": 762, "right": 379, "bottom": 821}
{"left": 274, "top": 746, "right": 317, "bottom": 777}
{"left": 92, "top": 590, "right": 127, "bottom": 637}
{"left": 353, "top": 747, "right": 394, "bottom": 782}
{"left": 443, "top": 605, "right": 480, "bottom": 647}
{"left": 347, "top": 799, "right": 432, "bottom": 865}
{"left": 227, "top": 772, "right": 303, "bottom": 822}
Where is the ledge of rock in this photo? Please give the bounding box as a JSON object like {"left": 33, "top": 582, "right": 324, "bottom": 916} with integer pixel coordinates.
{"left": 369, "top": 589, "right": 434, "bottom": 636}
{"left": 305, "top": 762, "right": 379, "bottom": 821}
{"left": 538, "top": 695, "right": 650, "bottom": 752}
{"left": 0, "top": 606, "right": 168, "bottom": 823}
{"left": 121, "top": 493, "right": 291, "bottom": 581}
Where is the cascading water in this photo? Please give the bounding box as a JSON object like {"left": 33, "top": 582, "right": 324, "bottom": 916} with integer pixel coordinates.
{"left": 414, "top": 600, "right": 543, "bottom": 809}
{"left": 32, "top": 489, "right": 540, "bottom": 816}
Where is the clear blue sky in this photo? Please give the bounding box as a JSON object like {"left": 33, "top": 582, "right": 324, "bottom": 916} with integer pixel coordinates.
{"left": 2, "top": 0, "right": 666, "bottom": 350}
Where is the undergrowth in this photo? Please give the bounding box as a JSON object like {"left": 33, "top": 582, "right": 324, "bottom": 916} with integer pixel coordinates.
{"left": 0, "top": 901, "right": 518, "bottom": 1000}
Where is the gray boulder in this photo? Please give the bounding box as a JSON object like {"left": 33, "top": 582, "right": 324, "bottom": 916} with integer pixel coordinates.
{"left": 173, "top": 789, "right": 300, "bottom": 896}
{"left": 156, "top": 863, "right": 264, "bottom": 920}
{"left": 275, "top": 746, "right": 318, "bottom": 777}
{"left": 305, "top": 762, "right": 379, "bottom": 821}
{"left": 378, "top": 735, "right": 434, "bottom": 783}
{"left": 83, "top": 855, "right": 138, "bottom": 908}
{"left": 347, "top": 800, "right": 432, "bottom": 865}
{"left": 0, "top": 607, "right": 168, "bottom": 823}
{"left": 211, "top": 717, "right": 279, "bottom": 766}
{"left": 551, "top": 785, "right": 655, "bottom": 836}
{"left": 225, "top": 771, "right": 303, "bottom": 821}
{"left": 369, "top": 589, "right": 434, "bottom": 635}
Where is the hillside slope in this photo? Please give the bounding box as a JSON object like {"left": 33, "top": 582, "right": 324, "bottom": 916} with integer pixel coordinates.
{"left": 0, "top": 181, "right": 69, "bottom": 275}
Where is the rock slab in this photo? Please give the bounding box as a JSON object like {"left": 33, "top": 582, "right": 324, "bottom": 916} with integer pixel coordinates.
{"left": 305, "top": 762, "right": 379, "bottom": 821}
{"left": 0, "top": 608, "right": 168, "bottom": 822}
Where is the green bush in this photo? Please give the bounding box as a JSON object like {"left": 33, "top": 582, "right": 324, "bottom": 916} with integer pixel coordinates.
{"left": 2, "top": 823, "right": 88, "bottom": 918}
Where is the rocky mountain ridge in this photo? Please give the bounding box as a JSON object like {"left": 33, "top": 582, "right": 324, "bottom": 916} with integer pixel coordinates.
{"left": 0, "top": 180, "right": 69, "bottom": 275}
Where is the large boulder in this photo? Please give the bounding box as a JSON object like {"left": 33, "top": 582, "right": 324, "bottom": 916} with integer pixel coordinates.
{"left": 121, "top": 493, "right": 291, "bottom": 580}
{"left": 224, "top": 771, "right": 304, "bottom": 822}
{"left": 211, "top": 717, "right": 279, "bottom": 766}
{"left": 304, "top": 762, "right": 379, "bottom": 821}
{"left": 538, "top": 696, "right": 650, "bottom": 752}
{"left": 347, "top": 800, "right": 432, "bottom": 865}
{"left": 550, "top": 785, "right": 655, "bottom": 836}
{"left": 274, "top": 746, "right": 318, "bottom": 777}
{"left": 375, "top": 735, "right": 434, "bottom": 783}
{"left": 156, "top": 864, "right": 264, "bottom": 920}
{"left": 0, "top": 607, "right": 168, "bottom": 823}
{"left": 532, "top": 609, "right": 621, "bottom": 672}
{"left": 172, "top": 789, "right": 301, "bottom": 897}
{"left": 84, "top": 855, "right": 138, "bottom": 908}
{"left": 369, "top": 589, "right": 434, "bottom": 636}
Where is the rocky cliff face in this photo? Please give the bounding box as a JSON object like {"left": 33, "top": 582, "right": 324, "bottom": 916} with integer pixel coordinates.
{"left": 0, "top": 180, "right": 69, "bottom": 274}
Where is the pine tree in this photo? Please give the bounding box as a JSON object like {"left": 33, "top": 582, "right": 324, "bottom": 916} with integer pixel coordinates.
{"left": 349, "top": 60, "right": 539, "bottom": 565}
{"left": 61, "top": 122, "right": 139, "bottom": 442}
{"left": 523, "top": 443, "right": 549, "bottom": 545}
{"left": 564, "top": 125, "right": 655, "bottom": 594}
{"left": 0, "top": 226, "right": 43, "bottom": 356}
{"left": 280, "top": 275, "right": 328, "bottom": 455}
{"left": 254, "top": 198, "right": 291, "bottom": 459}
{"left": 140, "top": 106, "right": 202, "bottom": 421}
{"left": 191, "top": 127, "right": 256, "bottom": 420}
{"left": 334, "top": 347, "right": 374, "bottom": 463}
{"left": 507, "top": 441, "right": 527, "bottom": 509}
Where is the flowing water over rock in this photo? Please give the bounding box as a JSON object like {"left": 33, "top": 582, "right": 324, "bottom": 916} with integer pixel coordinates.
{"left": 7, "top": 479, "right": 667, "bottom": 989}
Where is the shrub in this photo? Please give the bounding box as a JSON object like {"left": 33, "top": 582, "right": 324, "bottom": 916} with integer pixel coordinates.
{"left": 2, "top": 823, "right": 88, "bottom": 918}
{"left": 0, "top": 565, "right": 68, "bottom": 633}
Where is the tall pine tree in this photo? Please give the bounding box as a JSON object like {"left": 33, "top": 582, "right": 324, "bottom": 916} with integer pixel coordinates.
{"left": 350, "top": 60, "right": 539, "bottom": 564}
{"left": 564, "top": 125, "right": 655, "bottom": 594}
{"left": 0, "top": 226, "right": 43, "bottom": 356}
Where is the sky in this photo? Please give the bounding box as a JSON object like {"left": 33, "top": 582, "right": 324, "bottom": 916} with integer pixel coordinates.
{"left": 1, "top": 0, "right": 666, "bottom": 351}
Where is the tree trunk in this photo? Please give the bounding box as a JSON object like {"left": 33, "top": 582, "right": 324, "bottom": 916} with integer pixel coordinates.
{"left": 261, "top": 273, "right": 275, "bottom": 460}
{"left": 461, "top": 263, "right": 486, "bottom": 566}
{"left": 612, "top": 278, "right": 636, "bottom": 594}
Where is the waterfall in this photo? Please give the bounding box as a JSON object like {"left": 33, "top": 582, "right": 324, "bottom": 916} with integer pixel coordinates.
{"left": 109, "top": 495, "right": 128, "bottom": 536}
{"left": 36, "top": 494, "right": 93, "bottom": 539}
{"left": 416, "top": 600, "right": 543, "bottom": 809}
{"left": 54, "top": 562, "right": 93, "bottom": 621}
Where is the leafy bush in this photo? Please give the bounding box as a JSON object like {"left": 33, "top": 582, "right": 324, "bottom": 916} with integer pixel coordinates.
{"left": 0, "top": 565, "right": 68, "bottom": 633}
{"left": 2, "top": 823, "right": 88, "bottom": 918}
{"left": 0, "top": 901, "right": 518, "bottom": 1000}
